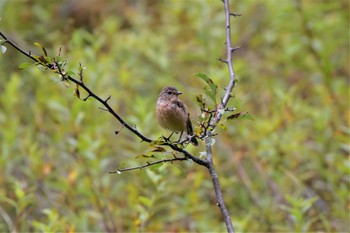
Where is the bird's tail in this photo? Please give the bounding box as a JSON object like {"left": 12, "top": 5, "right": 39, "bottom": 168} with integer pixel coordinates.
{"left": 186, "top": 114, "right": 198, "bottom": 146}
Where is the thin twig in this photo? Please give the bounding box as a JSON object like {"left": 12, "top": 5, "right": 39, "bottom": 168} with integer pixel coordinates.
{"left": 213, "top": 0, "right": 238, "bottom": 126}
{"left": 110, "top": 156, "right": 188, "bottom": 173}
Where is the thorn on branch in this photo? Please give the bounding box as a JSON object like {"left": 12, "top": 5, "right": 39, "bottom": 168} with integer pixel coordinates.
{"left": 110, "top": 156, "right": 189, "bottom": 173}
{"left": 230, "top": 12, "right": 242, "bottom": 17}
{"left": 78, "top": 62, "right": 84, "bottom": 82}
{"left": 225, "top": 107, "right": 236, "bottom": 112}
{"left": 57, "top": 46, "right": 62, "bottom": 56}
{"left": 104, "top": 95, "right": 111, "bottom": 103}
{"left": 98, "top": 107, "right": 109, "bottom": 112}
{"left": 201, "top": 108, "right": 217, "bottom": 114}
{"left": 231, "top": 46, "right": 241, "bottom": 52}
{"left": 115, "top": 125, "right": 125, "bottom": 136}
{"left": 83, "top": 94, "right": 91, "bottom": 101}
{"left": 218, "top": 58, "right": 228, "bottom": 63}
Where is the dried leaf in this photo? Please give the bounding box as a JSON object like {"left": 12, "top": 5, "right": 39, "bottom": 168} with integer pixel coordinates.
{"left": 151, "top": 146, "right": 166, "bottom": 153}
{"left": 227, "top": 112, "right": 254, "bottom": 121}
{"left": 73, "top": 84, "right": 80, "bottom": 99}
{"left": 38, "top": 55, "right": 47, "bottom": 63}
{"left": 57, "top": 46, "right": 62, "bottom": 56}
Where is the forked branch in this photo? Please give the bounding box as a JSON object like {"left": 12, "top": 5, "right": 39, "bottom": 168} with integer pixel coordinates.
{"left": 0, "top": 31, "right": 207, "bottom": 167}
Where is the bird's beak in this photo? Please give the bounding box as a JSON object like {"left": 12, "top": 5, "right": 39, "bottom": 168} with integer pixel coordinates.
{"left": 176, "top": 91, "right": 182, "bottom": 95}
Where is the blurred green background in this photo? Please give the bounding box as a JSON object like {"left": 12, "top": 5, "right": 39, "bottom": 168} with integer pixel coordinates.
{"left": 0, "top": 0, "right": 348, "bottom": 232}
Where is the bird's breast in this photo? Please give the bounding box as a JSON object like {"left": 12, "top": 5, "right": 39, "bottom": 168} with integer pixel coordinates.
{"left": 156, "top": 101, "right": 187, "bottom": 132}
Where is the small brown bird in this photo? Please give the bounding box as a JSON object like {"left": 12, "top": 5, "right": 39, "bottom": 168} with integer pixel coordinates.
{"left": 156, "top": 86, "right": 198, "bottom": 146}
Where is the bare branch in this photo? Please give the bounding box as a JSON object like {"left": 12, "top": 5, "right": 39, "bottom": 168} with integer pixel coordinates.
{"left": 213, "top": 0, "right": 239, "bottom": 127}
{"left": 110, "top": 156, "right": 188, "bottom": 173}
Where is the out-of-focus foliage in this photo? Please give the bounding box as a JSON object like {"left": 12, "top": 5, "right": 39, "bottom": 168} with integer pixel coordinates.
{"left": 0, "top": 0, "right": 348, "bottom": 232}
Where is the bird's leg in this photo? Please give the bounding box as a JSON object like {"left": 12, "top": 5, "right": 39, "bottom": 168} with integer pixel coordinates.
{"left": 172, "top": 131, "right": 184, "bottom": 145}
{"left": 162, "top": 132, "right": 175, "bottom": 143}
{"left": 177, "top": 131, "right": 184, "bottom": 143}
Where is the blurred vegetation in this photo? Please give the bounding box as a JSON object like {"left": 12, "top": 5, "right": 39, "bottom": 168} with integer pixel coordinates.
{"left": 0, "top": 0, "right": 348, "bottom": 232}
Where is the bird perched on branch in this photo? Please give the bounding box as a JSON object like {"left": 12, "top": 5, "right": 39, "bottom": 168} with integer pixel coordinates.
{"left": 156, "top": 86, "right": 198, "bottom": 146}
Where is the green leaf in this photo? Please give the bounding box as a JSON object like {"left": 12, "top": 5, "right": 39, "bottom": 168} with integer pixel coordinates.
{"left": 149, "top": 162, "right": 164, "bottom": 171}
{"left": 150, "top": 139, "right": 166, "bottom": 146}
{"left": 66, "top": 70, "right": 76, "bottom": 76}
{"left": 78, "top": 63, "right": 85, "bottom": 72}
{"left": 58, "top": 59, "right": 67, "bottom": 67}
{"left": 196, "top": 93, "right": 207, "bottom": 108}
{"left": 45, "top": 56, "right": 53, "bottom": 64}
{"left": 18, "top": 62, "right": 32, "bottom": 70}
{"left": 195, "top": 73, "right": 218, "bottom": 104}
{"left": 196, "top": 93, "right": 204, "bottom": 104}
{"left": 1, "top": 45, "right": 7, "bottom": 54}
{"left": 204, "top": 89, "right": 216, "bottom": 104}
{"left": 34, "top": 42, "right": 47, "bottom": 56}
{"left": 218, "top": 123, "right": 227, "bottom": 130}
{"left": 139, "top": 196, "right": 153, "bottom": 208}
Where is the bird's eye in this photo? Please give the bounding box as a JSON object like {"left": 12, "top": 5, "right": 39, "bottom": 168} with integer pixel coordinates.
{"left": 167, "top": 91, "right": 172, "bottom": 95}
